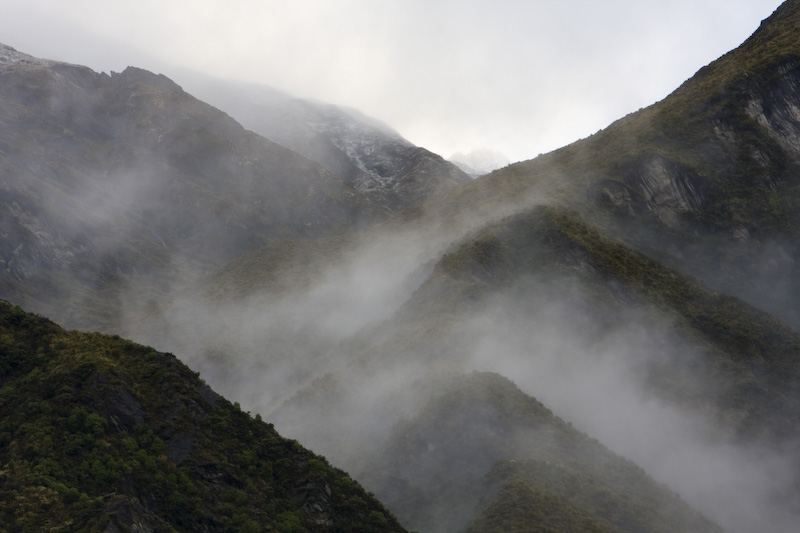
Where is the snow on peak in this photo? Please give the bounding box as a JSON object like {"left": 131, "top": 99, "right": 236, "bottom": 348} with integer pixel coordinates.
{"left": 449, "top": 148, "right": 510, "bottom": 176}
{"left": 0, "top": 43, "right": 54, "bottom": 69}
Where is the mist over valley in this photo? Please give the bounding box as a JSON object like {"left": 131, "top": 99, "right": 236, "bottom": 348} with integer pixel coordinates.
{"left": 3, "top": 2, "right": 800, "bottom": 531}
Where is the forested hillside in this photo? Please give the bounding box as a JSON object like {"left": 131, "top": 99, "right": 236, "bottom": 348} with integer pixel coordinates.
{"left": 0, "top": 301, "right": 405, "bottom": 532}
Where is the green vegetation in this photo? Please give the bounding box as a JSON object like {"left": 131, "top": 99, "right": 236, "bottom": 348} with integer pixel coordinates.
{"left": 467, "top": 455, "right": 718, "bottom": 533}
{"left": 432, "top": 2, "right": 800, "bottom": 335}
{"left": 423, "top": 205, "right": 800, "bottom": 440}
{"left": 0, "top": 301, "right": 405, "bottom": 532}
{"left": 4, "top": 3, "right": 800, "bottom": 532}
{"left": 467, "top": 477, "right": 620, "bottom": 533}
{"left": 360, "top": 372, "right": 720, "bottom": 533}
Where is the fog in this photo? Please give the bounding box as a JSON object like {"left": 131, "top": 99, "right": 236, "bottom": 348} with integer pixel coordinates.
{"left": 125, "top": 186, "right": 550, "bottom": 410}
{"left": 117, "top": 186, "right": 800, "bottom": 532}
{"left": 7, "top": 70, "right": 799, "bottom": 533}
{"left": 4, "top": 3, "right": 800, "bottom": 529}
{"left": 463, "top": 279, "right": 800, "bottom": 533}
{"left": 9, "top": 104, "right": 799, "bottom": 529}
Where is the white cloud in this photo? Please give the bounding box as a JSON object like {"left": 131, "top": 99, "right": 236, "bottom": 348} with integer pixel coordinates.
{"left": 0, "top": 0, "right": 785, "bottom": 162}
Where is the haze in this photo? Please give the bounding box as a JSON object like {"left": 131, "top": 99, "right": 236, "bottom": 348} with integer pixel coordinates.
{"left": 0, "top": 0, "right": 783, "bottom": 163}
{"left": 2, "top": 2, "right": 799, "bottom": 530}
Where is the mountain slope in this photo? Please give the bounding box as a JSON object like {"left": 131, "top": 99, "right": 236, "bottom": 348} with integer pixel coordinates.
{"left": 0, "top": 43, "right": 383, "bottom": 331}
{"left": 462, "top": 0, "right": 800, "bottom": 329}
{"left": 359, "top": 372, "right": 719, "bottom": 533}
{"left": 177, "top": 75, "right": 472, "bottom": 210}
{"left": 170, "top": 4, "right": 800, "bottom": 531}
{"left": 0, "top": 300, "right": 405, "bottom": 532}
{"left": 410, "top": 204, "right": 800, "bottom": 431}
{"left": 263, "top": 204, "right": 800, "bottom": 532}
{"left": 4, "top": 3, "right": 800, "bottom": 533}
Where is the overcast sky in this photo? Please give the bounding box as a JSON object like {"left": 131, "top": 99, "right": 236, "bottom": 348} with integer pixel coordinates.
{"left": 0, "top": 0, "right": 785, "bottom": 163}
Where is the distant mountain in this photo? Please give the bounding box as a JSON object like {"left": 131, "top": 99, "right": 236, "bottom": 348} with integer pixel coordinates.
{"left": 0, "top": 300, "right": 405, "bottom": 532}
{"left": 449, "top": 148, "right": 510, "bottom": 177}
{"left": 0, "top": 43, "right": 384, "bottom": 331}
{"left": 175, "top": 75, "right": 472, "bottom": 209}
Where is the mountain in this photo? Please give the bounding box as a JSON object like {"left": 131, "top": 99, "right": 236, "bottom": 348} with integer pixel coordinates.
{"left": 263, "top": 204, "right": 800, "bottom": 533}
{"left": 468, "top": 0, "right": 800, "bottom": 331}
{"left": 140, "top": 2, "right": 800, "bottom": 531}
{"left": 357, "top": 371, "right": 720, "bottom": 533}
{"left": 0, "top": 42, "right": 388, "bottom": 331}
{"left": 0, "top": 300, "right": 405, "bottom": 532}
{"left": 449, "top": 148, "right": 510, "bottom": 177}
{"left": 4, "top": 2, "right": 800, "bottom": 533}
{"left": 173, "top": 75, "right": 472, "bottom": 210}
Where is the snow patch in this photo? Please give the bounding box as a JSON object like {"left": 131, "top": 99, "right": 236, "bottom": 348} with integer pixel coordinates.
{"left": 0, "top": 42, "right": 54, "bottom": 69}
{"left": 449, "top": 148, "right": 510, "bottom": 176}
{"left": 306, "top": 104, "right": 414, "bottom": 193}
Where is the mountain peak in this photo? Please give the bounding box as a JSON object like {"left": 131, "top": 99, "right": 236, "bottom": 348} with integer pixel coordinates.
{"left": 449, "top": 148, "right": 510, "bottom": 176}
{"left": 0, "top": 42, "right": 53, "bottom": 70}
{"left": 115, "top": 65, "right": 185, "bottom": 92}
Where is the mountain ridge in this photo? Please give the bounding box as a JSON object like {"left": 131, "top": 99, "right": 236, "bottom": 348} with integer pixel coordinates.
{"left": 3, "top": 2, "right": 800, "bottom": 532}
{"left": 174, "top": 73, "right": 472, "bottom": 210}
{"left": 196, "top": 4, "right": 800, "bottom": 530}
{"left": 0, "top": 49, "right": 391, "bottom": 331}
{"left": 0, "top": 300, "right": 406, "bottom": 532}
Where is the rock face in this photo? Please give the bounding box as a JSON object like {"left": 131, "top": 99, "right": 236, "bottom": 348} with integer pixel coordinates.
{"left": 594, "top": 157, "right": 706, "bottom": 228}
{"left": 103, "top": 499, "right": 164, "bottom": 533}
{"left": 636, "top": 158, "right": 704, "bottom": 213}
{"left": 0, "top": 42, "right": 54, "bottom": 68}
{"left": 178, "top": 76, "right": 472, "bottom": 210}
{"left": 745, "top": 60, "right": 800, "bottom": 159}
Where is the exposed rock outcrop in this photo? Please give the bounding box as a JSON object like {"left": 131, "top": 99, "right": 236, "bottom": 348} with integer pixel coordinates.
{"left": 745, "top": 60, "right": 800, "bottom": 159}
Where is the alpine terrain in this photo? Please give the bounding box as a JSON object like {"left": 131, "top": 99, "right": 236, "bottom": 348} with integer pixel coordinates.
{"left": 172, "top": 73, "right": 472, "bottom": 210}
{"left": 2, "top": 2, "right": 800, "bottom": 532}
